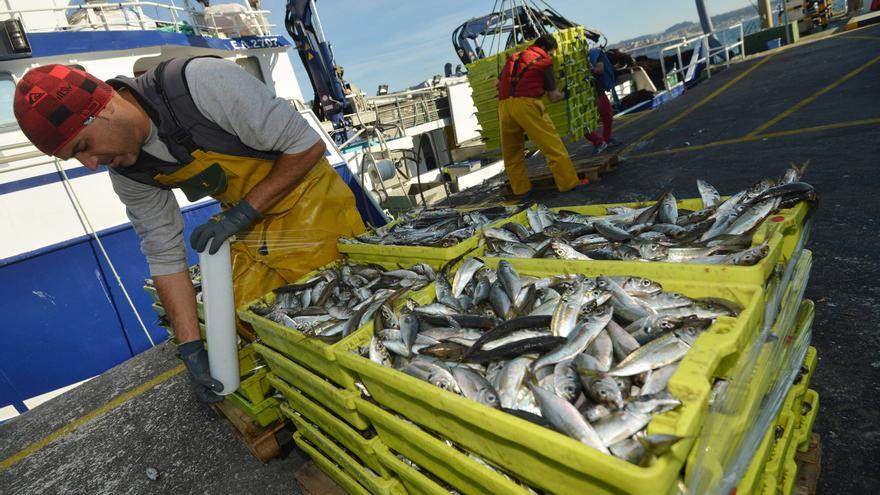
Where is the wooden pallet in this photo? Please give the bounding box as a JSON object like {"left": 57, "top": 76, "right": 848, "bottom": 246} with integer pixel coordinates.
{"left": 214, "top": 399, "right": 285, "bottom": 464}
{"left": 793, "top": 433, "right": 822, "bottom": 495}
{"left": 502, "top": 151, "right": 621, "bottom": 195}
{"left": 295, "top": 462, "right": 348, "bottom": 495}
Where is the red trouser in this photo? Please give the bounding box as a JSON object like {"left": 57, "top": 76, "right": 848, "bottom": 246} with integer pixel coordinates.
{"left": 585, "top": 91, "right": 613, "bottom": 146}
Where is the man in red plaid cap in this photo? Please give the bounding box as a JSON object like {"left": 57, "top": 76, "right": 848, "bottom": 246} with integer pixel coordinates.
{"left": 13, "top": 59, "right": 365, "bottom": 404}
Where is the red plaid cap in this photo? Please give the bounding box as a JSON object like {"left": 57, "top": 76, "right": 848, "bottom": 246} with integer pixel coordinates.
{"left": 13, "top": 65, "right": 113, "bottom": 155}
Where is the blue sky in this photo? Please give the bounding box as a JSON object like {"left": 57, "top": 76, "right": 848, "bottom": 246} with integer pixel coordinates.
{"left": 263, "top": 0, "right": 753, "bottom": 96}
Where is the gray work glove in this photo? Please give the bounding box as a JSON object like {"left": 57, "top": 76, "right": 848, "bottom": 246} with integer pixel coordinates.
{"left": 190, "top": 200, "right": 260, "bottom": 254}
{"left": 178, "top": 340, "right": 224, "bottom": 404}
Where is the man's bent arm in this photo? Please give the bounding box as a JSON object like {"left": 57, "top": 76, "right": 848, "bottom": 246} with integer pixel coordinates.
{"left": 547, "top": 90, "right": 566, "bottom": 103}
{"left": 244, "top": 140, "right": 327, "bottom": 213}
{"left": 154, "top": 270, "right": 201, "bottom": 343}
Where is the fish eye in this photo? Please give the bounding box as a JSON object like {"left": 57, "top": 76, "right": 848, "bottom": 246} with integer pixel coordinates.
{"left": 642, "top": 280, "right": 651, "bottom": 286}
{"left": 599, "top": 390, "right": 607, "bottom": 397}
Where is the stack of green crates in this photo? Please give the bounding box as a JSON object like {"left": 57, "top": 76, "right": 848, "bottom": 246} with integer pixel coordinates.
{"left": 237, "top": 258, "right": 457, "bottom": 494}
{"left": 329, "top": 199, "right": 815, "bottom": 494}
{"left": 466, "top": 26, "right": 600, "bottom": 150}
{"left": 168, "top": 191, "right": 816, "bottom": 494}
{"left": 736, "top": 343, "right": 819, "bottom": 495}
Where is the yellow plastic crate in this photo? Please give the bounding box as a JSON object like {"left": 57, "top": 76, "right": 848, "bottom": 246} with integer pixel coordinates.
{"left": 336, "top": 212, "right": 512, "bottom": 267}
{"left": 259, "top": 345, "right": 369, "bottom": 430}
{"left": 794, "top": 388, "right": 819, "bottom": 453}
{"left": 373, "top": 443, "right": 451, "bottom": 495}
{"left": 225, "top": 392, "right": 281, "bottom": 428}
{"left": 238, "top": 258, "right": 427, "bottom": 390}
{"left": 357, "top": 398, "right": 534, "bottom": 495}
{"left": 335, "top": 260, "right": 764, "bottom": 495}
{"left": 238, "top": 368, "right": 271, "bottom": 404}
{"left": 717, "top": 250, "right": 812, "bottom": 382}
{"left": 776, "top": 389, "right": 819, "bottom": 495}
{"left": 293, "top": 432, "right": 372, "bottom": 495}
{"left": 736, "top": 345, "right": 817, "bottom": 495}
{"left": 761, "top": 410, "right": 798, "bottom": 488}
{"left": 238, "top": 343, "right": 260, "bottom": 375}
{"left": 685, "top": 297, "right": 814, "bottom": 494}
{"left": 277, "top": 386, "right": 390, "bottom": 477}
{"left": 780, "top": 346, "right": 818, "bottom": 428}
{"left": 293, "top": 414, "right": 407, "bottom": 495}
{"left": 484, "top": 198, "right": 805, "bottom": 287}
{"left": 737, "top": 419, "right": 779, "bottom": 495}
{"left": 770, "top": 203, "right": 811, "bottom": 263}
{"left": 465, "top": 26, "right": 599, "bottom": 150}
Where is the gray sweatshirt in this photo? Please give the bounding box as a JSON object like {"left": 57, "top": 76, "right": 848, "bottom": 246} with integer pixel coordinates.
{"left": 109, "top": 57, "right": 321, "bottom": 277}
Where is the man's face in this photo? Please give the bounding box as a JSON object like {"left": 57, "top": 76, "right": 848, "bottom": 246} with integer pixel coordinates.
{"left": 56, "top": 97, "right": 142, "bottom": 170}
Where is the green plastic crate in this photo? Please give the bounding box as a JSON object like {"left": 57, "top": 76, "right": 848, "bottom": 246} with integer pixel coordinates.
{"left": 780, "top": 345, "right": 818, "bottom": 432}
{"left": 466, "top": 26, "right": 599, "bottom": 150}
{"left": 336, "top": 212, "right": 511, "bottom": 268}
{"left": 238, "top": 258, "right": 433, "bottom": 390}
{"left": 373, "top": 444, "right": 452, "bottom": 495}
{"left": 685, "top": 296, "right": 814, "bottom": 494}
{"left": 277, "top": 386, "right": 389, "bottom": 477}
{"left": 735, "top": 345, "right": 817, "bottom": 495}
{"left": 482, "top": 198, "right": 804, "bottom": 287}
{"left": 259, "top": 344, "right": 369, "bottom": 430}
{"left": 293, "top": 416, "right": 407, "bottom": 495}
{"left": 357, "top": 399, "right": 534, "bottom": 495}
{"left": 793, "top": 388, "right": 819, "bottom": 453}
{"left": 293, "top": 432, "right": 372, "bottom": 495}
{"left": 225, "top": 392, "right": 281, "bottom": 428}
{"left": 238, "top": 368, "right": 271, "bottom": 404}
{"left": 736, "top": 418, "right": 779, "bottom": 495}
{"left": 335, "top": 261, "right": 764, "bottom": 495}
{"left": 772, "top": 389, "right": 819, "bottom": 495}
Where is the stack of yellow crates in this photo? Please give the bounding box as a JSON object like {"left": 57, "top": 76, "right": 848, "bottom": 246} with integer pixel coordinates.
{"left": 182, "top": 194, "right": 819, "bottom": 494}
{"left": 466, "top": 27, "right": 600, "bottom": 150}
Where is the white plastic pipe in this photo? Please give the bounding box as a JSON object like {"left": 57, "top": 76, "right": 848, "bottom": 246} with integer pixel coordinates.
{"left": 198, "top": 240, "right": 239, "bottom": 395}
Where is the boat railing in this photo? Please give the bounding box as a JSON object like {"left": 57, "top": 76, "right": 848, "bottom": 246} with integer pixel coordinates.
{"left": 620, "top": 37, "right": 690, "bottom": 61}
{"left": 0, "top": 0, "right": 273, "bottom": 39}
{"left": 658, "top": 23, "right": 745, "bottom": 91}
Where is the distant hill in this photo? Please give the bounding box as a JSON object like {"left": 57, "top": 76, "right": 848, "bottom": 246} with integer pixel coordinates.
{"left": 612, "top": 6, "right": 758, "bottom": 52}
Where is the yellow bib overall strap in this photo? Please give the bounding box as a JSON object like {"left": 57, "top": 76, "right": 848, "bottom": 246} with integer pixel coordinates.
{"left": 156, "top": 152, "right": 366, "bottom": 316}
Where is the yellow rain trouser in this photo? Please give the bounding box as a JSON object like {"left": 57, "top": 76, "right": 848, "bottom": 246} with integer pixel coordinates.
{"left": 498, "top": 97, "right": 579, "bottom": 195}
{"left": 156, "top": 151, "right": 366, "bottom": 335}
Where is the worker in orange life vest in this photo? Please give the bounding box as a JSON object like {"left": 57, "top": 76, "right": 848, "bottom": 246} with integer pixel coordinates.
{"left": 497, "top": 34, "right": 582, "bottom": 196}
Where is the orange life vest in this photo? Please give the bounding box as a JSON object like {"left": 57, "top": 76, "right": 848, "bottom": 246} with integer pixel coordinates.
{"left": 498, "top": 45, "right": 553, "bottom": 100}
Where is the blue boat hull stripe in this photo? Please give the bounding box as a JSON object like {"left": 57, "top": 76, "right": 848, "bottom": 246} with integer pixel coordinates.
{"left": 0, "top": 166, "right": 96, "bottom": 196}
{"left": 27, "top": 31, "right": 290, "bottom": 58}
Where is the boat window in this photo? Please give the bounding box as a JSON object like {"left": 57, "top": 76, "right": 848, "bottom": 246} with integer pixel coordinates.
{"left": 0, "top": 73, "right": 16, "bottom": 127}
{"left": 235, "top": 57, "right": 265, "bottom": 82}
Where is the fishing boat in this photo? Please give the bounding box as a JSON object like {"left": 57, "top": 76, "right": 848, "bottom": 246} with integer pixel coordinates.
{"left": 0, "top": 0, "right": 475, "bottom": 418}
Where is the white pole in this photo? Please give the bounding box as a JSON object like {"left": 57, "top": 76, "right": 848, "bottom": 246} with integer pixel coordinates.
{"left": 199, "top": 240, "right": 239, "bottom": 395}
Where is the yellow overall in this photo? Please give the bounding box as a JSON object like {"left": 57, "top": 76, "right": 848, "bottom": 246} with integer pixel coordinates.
{"left": 155, "top": 151, "right": 366, "bottom": 323}
{"left": 499, "top": 97, "right": 579, "bottom": 195}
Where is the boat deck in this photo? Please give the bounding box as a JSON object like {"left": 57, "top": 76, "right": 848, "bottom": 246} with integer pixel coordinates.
{"left": 2, "top": 20, "right": 879, "bottom": 495}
